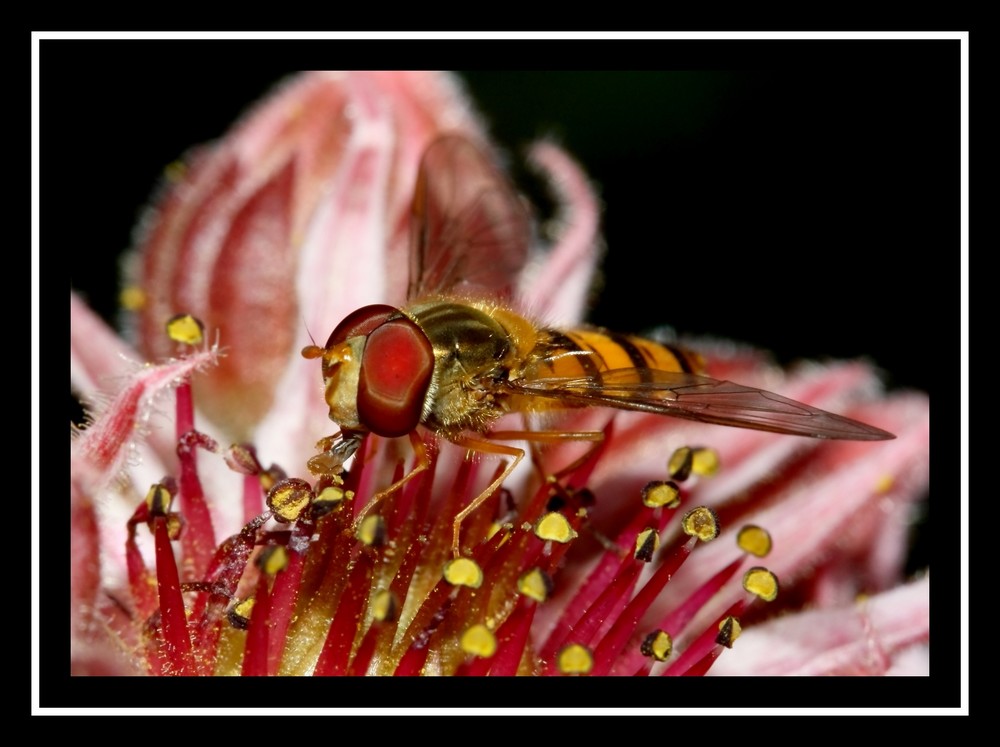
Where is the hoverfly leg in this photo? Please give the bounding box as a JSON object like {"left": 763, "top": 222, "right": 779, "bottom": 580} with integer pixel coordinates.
{"left": 487, "top": 429, "right": 606, "bottom": 482}
{"left": 308, "top": 430, "right": 366, "bottom": 477}
{"left": 351, "top": 431, "right": 431, "bottom": 532}
{"left": 448, "top": 435, "right": 526, "bottom": 559}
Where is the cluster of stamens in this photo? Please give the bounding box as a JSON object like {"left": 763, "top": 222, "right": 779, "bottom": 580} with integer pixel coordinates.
{"left": 122, "top": 315, "right": 780, "bottom": 676}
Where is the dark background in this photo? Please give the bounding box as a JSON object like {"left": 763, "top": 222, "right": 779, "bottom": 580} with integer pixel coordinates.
{"left": 50, "top": 38, "right": 958, "bottom": 706}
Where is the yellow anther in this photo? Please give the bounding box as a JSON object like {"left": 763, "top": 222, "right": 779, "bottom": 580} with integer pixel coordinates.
{"left": 743, "top": 567, "right": 779, "bottom": 602}
{"left": 256, "top": 545, "right": 288, "bottom": 576}
{"left": 259, "top": 467, "right": 284, "bottom": 494}
{"left": 517, "top": 568, "right": 553, "bottom": 603}
{"left": 460, "top": 624, "right": 497, "bottom": 658}
{"left": 165, "top": 513, "right": 183, "bottom": 540}
{"left": 371, "top": 590, "right": 398, "bottom": 623}
{"left": 165, "top": 313, "right": 204, "bottom": 345}
{"left": 313, "top": 485, "right": 352, "bottom": 517}
{"left": 164, "top": 160, "right": 187, "bottom": 183}
{"left": 691, "top": 447, "right": 720, "bottom": 477}
{"left": 443, "top": 557, "right": 484, "bottom": 588}
{"left": 534, "top": 512, "right": 578, "bottom": 543}
{"left": 641, "top": 480, "right": 680, "bottom": 509}
{"left": 557, "top": 643, "right": 593, "bottom": 675}
{"left": 737, "top": 525, "right": 773, "bottom": 557}
{"left": 119, "top": 285, "right": 147, "bottom": 312}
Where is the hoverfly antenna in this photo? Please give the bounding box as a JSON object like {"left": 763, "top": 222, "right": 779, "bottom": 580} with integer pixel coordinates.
{"left": 301, "top": 319, "right": 325, "bottom": 360}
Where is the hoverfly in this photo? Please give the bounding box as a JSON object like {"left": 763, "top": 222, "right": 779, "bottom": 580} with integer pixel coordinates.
{"left": 303, "top": 134, "right": 893, "bottom": 556}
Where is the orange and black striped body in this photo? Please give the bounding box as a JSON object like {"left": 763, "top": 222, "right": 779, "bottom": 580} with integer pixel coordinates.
{"left": 527, "top": 328, "right": 706, "bottom": 383}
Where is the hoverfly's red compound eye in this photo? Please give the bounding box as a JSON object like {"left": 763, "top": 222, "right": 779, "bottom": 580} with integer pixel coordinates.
{"left": 357, "top": 315, "right": 435, "bottom": 438}
{"left": 325, "top": 304, "right": 401, "bottom": 349}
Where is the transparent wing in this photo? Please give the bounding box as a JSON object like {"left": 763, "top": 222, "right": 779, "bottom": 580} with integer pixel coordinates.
{"left": 508, "top": 368, "right": 894, "bottom": 441}
{"left": 408, "top": 135, "right": 531, "bottom": 301}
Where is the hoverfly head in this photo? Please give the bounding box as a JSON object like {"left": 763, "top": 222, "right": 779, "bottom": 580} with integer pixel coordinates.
{"left": 307, "top": 304, "right": 435, "bottom": 439}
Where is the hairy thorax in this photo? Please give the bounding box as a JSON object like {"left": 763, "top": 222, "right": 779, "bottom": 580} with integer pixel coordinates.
{"left": 407, "top": 299, "right": 532, "bottom": 436}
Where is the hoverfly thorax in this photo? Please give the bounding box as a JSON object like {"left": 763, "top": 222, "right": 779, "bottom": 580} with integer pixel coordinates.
{"left": 406, "top": 298, "right": 525, "bottom": 435}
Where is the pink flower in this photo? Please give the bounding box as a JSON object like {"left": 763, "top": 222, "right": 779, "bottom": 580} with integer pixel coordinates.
{"left": 69, "top": 71, "right": 929, "bottom": 680}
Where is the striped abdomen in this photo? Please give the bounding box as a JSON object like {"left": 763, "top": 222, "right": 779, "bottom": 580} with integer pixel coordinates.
{"left": 527, "top": 328, "right": 706, "bottom": 383}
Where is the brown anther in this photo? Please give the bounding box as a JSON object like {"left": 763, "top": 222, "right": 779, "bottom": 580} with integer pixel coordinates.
{"left": 259, "top": 465, "right": 288, "bottom": 494}
{"left": 224, "top": 444, "right": 261, "bottom": 475}
{"left": 640, "top": 630, "right": 673, "bottom": 662}
{"left": 266, "top": 478, "right": 313, "bottom": 523}
{"left": 301, "top": 344, "right": 325, "bottom": 360}
{"left": 634, "top": 528, "right": 659, "bottom": 562}
{"left": 743, "top": 567, "right": 779, "bottom": 602}
{"left": 228, "top": 597, "right": 255, "bottom": 630}
{"left": 716, "top": 616, "right": 742, "bottom": 648}
{"left": 144, "top": 483, "right": 173, "bottom": 517}
{"left": 667, "top": 446, "right": 694, "bottom": 481}
{"left": 681, "top": 506, "right": 720, "bottom": 542}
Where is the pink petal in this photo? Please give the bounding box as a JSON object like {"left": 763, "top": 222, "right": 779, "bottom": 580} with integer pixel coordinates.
{"left": 70, "top": 291, "right": 140, "bottom": 402}
{"left": 70, "top": 480, "right": 101, "bottom": 640}
{"left": 708, "top": 575, "right": 930, "bottom": 675}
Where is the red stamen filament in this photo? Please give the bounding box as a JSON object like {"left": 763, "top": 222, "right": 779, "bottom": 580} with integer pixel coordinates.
{"left": 175, "top": 381, "right": 217, "bottom": 577}
{"left": 153, "top": 516, "right": 194, "bottom": 675}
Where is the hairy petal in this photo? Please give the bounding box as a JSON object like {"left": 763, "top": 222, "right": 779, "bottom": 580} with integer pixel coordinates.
{"left": 71, "top": 347, "right": 218, "bottom": 493}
